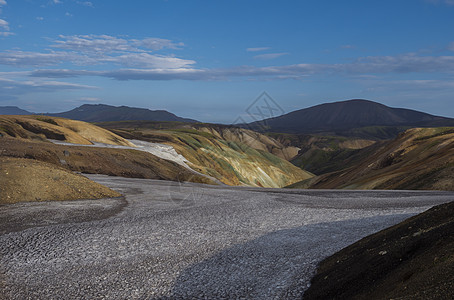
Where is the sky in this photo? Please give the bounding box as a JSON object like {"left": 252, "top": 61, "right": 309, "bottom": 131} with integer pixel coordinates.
{"left": 0, "top": 0, "right": 454, "bottom": 123}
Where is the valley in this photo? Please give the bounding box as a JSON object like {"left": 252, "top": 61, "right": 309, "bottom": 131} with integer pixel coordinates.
{"left": 290, "top": 127, "right": 454, "bottom": 190}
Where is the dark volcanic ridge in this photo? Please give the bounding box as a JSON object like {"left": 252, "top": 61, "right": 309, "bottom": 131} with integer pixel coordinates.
{"left": 0, "top": 104, "right": 198, "bottom": 123}
{"left": 0, "top": 106, "right": 32, "bottom": 115}
{"left": 247, "top": 99, "right": 454, "bottom": 135}
{"left": 47, "top": 104, "right": 198, "bottom": 123}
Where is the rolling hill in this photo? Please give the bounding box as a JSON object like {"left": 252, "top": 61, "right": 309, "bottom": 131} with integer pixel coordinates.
{"left": 0, "top": 116, "right": 217, "bottom": 204}
{"left": 1, "top": 116, "right": 311, "bottom": 190}
{"left": 99, "top": 121, "right": 313, "bottom": 188}
{"left": 248, "top": 99, "right": 454, "bottom": 138}
{"left": 47, "top": 104, "right": 198, "bottom": 123}
{"left": 0, "top": 115, "right": 135, "bottom": 146}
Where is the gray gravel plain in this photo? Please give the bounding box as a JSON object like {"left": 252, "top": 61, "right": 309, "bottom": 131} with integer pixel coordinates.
{"left": 1, "top": 175, "right": 453, "bottom": 299}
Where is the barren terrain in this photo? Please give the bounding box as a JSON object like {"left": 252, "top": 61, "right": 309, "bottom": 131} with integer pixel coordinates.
{"left": 1, "top": 175, "right": 452, "bottom": 299}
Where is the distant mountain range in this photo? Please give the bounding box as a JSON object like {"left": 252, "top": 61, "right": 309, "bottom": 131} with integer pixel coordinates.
{"left": 2, "top": 100, "right": 454, "bottom": 136}
{"left": 0, "top": 106, "right": 32, "bottom": 115}
{"left": 247, "top": 99, "right": 454, "bottom": 137}
{"left": 0, "top": 104, "right": 197, "bottom": 123}
{"left": 47, "top": 104, "right": 198, "bottom": 123}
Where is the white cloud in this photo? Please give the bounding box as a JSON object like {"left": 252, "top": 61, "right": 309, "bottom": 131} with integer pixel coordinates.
{"left": 133, "top": 38, "right": 184, "bottom": 51}
{"left": 0, "top": 2, "right": 11, "bottom": 36}
{"left": 0, "top": 49, "right": 196, "bottom": 69}
{"left": 0, "top": 18, "right": 9, "bottom": 30}
{"left": 253, "top": 53, "right": 288, "bottom": 60}
{"left": 352, "top": 54, "right": 454, "bottom": 73}
{"left": 0, "top": 18, "right": 12, "bottom": 36}
{"left": 31, "top": 68, "right": 205, "bottom": 81}
{"left": 31, "top": 69, "right": 96, "bottom": 77}
{"left": 111, "top": 53, "right": 195, "bottom": 69}
{"left": 246, "top": 47, "right": 270, "bottom": 52}
{"left": 0, "top": 77, "right": 97, "bottom": 100}
{"left": 76, "top": 1, "right": 93, "bottom": 7}
{"left": 52, "top": 0, "right": 62, "bottom": 4}
{"left": 36, "top": 17, "right": 44, "bottom": 21}
{"left": 65, "top": 12, "right": 73, "bottom": 17}
{"left": 0, "top": 50, "right": 81, "bottom": 67}
{"left": 80, "top": 97, "right": 100, "bottom": 102}
{"left": 53, "top": 35, "right": 138, "bottom": 53}
{"left": 2, "top": 35, "right": 453, "bottom": 82}
{"left": 0, "top": 35, "right": 194, "bottom": 69}
{"left": 28, "top": 53, "right": 454, "bottom": 81}
{"left": 101, "top": 68, "right": 205, "bottom": 81}
{"left": 53, "top": 35, "right": 184, "bottom": 53}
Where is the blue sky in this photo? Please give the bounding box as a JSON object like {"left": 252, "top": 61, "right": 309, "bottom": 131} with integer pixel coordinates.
{"left": 0, "top": 0, "right": 454, "bottom": 123}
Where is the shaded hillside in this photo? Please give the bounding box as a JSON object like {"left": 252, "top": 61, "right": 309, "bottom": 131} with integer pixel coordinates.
{"left": 0, "top": 157, "right": 121, "bottom": 204}
{"left": 304, "top": 200, "right": 454, "bottom": 300}
{"left": 0, "top": 137, "right": 214, "bottom": 184}
{"left": 247, "top": 99, "right": 454, "bottom": 138}
{"left": 99, "top": 121, "right": 312, "bottom": 188}
{"left": 48, "top": 104, "right": 198, "bottom": 123}
{"left": 0, "top": 106, "right": 32, "bottom": 115}
{"left": 267, "top": 132, "right": 376, "bottom": 175}
{"left": 0, "top": 115, "right": 135, "bottom": 146}
{"left": 289, "top": 127, "right": 454, "bottom": 190}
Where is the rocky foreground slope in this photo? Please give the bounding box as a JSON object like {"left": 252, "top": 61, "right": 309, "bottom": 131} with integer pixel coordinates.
{"left": 304, "top": 200, "right": 454, "bottom": 300}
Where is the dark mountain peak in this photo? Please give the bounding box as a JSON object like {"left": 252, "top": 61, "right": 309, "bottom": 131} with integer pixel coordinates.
{"left": 0, "top": 106, "right": 32, "bottom": 115}
{"left": 47, "top": 103, "right": 198, "bottom": 123}
{"left": 248, "top": 99, "right": 454, "bottom": 136}
{"left": 301, "top": 99, "right": 394, "bottom": 112}
{"left": 319, "top": 99, "right": 382, "bottom": 106}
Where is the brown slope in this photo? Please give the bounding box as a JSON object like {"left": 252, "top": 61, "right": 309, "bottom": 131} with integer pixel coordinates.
{"left": 97, "top": 121, "right": 313, "bottom": 188}
{"left": 0, "top": 137, "right": 214, "bottom": 184}
{"left": 0, "top": 157, "right": 121, "bottom": 204}
{"left": 291, "top": 127, "right": 454, "bottom": 190}
{"left": 0, "top": 115, "right": 135, "bottom": 146}
{"left": 303, "top": 200, "right": 454, "bottom": 300}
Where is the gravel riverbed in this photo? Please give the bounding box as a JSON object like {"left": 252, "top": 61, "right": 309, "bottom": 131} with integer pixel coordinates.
{"left": 1, "top": 175, "right": 453, "bottom": 299}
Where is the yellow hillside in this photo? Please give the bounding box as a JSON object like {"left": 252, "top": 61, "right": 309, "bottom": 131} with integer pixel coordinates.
{"left": 0, "top": 115, "right": 135, "bottom": 146}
